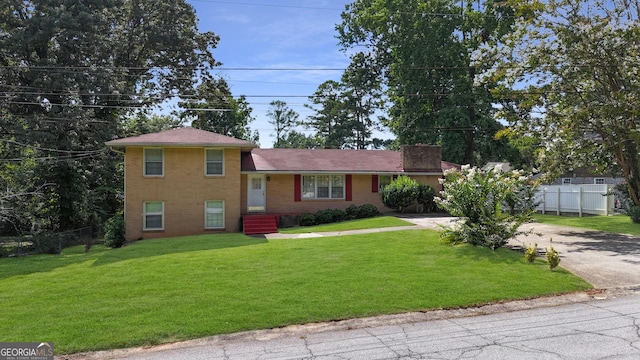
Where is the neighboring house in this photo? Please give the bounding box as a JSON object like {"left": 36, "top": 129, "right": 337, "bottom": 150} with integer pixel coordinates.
{"left": 548, "top": 168, "right": 625, "bottom": 186}
{"left": 105, "top": 127, "right": 458, "bottom": 240}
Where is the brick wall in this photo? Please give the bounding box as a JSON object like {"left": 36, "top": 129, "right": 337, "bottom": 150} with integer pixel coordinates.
{"left": 124, "top": 147, "right": 242, "bottom": 240}
{"left": 242, "top": 173, "right": 442, "bottom": 215}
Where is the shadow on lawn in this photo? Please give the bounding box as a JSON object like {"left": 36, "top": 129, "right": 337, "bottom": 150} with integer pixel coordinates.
{"left": 0, "top": 234, "right": 267, "bottom": 279}
{"left": 451, "top": 244, "right": 524, "bottom": 265}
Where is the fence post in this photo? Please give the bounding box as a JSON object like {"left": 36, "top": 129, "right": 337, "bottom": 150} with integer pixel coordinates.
{"left": 557, "top": 187, "right": 561, "bottom": 215}
{"left": 605, "top": 185, "right": 611, "bottom": 216}
{"left": 578, "top": 186, "right": 583, "bottom": 217}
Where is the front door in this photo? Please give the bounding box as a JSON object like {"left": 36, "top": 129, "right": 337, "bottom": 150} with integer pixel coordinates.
{"left": 247, "top": 174, "right": 266, "bottom": 212}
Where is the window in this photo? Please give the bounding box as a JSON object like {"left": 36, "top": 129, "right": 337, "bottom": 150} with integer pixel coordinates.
{"left": 562, "top": 178, "right": 572, "bottom": 185}
{"left": 143, "top": 201, "right": 164, "bottom": 230}
{"left": 144, "top": 148, "right": 163, "bottom": 176}
{"left": 302, "top": 175, "right": 344, "bottom": 199}
{"left": 594, "top": 178, "right": 605, "bottom": 185}
{"left": 205, "top": 149, "right": 224, "bottom": 176}
{"left": 205, "top": 200, "right": 224, "bottom": 228}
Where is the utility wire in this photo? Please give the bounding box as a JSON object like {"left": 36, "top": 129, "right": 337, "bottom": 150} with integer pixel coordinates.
{"left": 0, "top": 64, "right": 633, "bottom": 71}
{"left": 171, "top": 0, "right": 525, "bottom": 19}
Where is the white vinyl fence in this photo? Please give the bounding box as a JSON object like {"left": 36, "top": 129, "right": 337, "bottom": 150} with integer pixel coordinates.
{"left": 535, "top": 184, "right": 615, "bottom": 216}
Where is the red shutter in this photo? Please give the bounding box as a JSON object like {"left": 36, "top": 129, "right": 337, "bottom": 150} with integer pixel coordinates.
{"left": 345, "top": 174, "right": 352, "bottom": 201}
{"left": 294, "top": 175, "right": 301, "bottom": 202}
{"left": 372, "top": 174, "right": 379, "bottom": 193}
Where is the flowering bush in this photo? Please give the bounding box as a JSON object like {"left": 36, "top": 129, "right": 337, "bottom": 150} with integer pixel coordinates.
{"left": 435, "top": 165, "right": 538, "bottom": 250}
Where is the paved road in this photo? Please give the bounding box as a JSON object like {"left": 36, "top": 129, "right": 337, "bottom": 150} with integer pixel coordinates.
{"left": 66, "top": 293, "right": 640, "bottom": 359}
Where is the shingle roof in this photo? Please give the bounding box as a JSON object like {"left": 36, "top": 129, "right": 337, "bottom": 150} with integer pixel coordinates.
{"left": 105, "top": 127, "right": 257, "bottom": 148}
{"left": 242, "top": 148, "right": 454, "bottom": 174}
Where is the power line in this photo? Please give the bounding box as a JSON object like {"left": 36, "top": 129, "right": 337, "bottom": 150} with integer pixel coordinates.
{"left": 0, "top": 139, "right": 107, "bottom": 155}
{"left": 189, "top": 0, "right": 341, "bottom": 11}
{"left": 189, "top": 0, "right": 522, "bottom": 19}
{"left": 1, "top": 64, "right": 633, "bottom": 71}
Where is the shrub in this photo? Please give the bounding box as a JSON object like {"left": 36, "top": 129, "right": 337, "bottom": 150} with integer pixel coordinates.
{"left": 416, "top": 184, "right": 436, "bottom": 212}
{"left": 380, "top": 176, "right": 419, "bottom": 212}
{"left": 330, "top": 209, "right": 348, "bottom": 222}
{"left": 546, "top": 239, "right": 561, "bottom": 270}
{"left": 357, "top": 204, "right": 379, "bottom": 218}
{"left": 435, "top": 166, "right": 538, "bottom": 250}
{"left": 299, "top": 213, "right": 316, "bottom": 226}
{"left": 315, "top": 209, "right": 335, "bottom": 224}
{"left": 628, "top": 205, "right": 640, "bottom": 224}
{"left": 103, "top": 213, "right": 126, "bottom": 248}
{"left": 345, "top": 205, "right": 359, "bottom": 219}
{"left": 523, "top": 242, "right": 538, "bottom": 263}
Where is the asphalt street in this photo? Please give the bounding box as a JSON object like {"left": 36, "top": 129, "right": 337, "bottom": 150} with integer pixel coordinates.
{"left": 66, "top": 293, "right": 640, "bottom": 359}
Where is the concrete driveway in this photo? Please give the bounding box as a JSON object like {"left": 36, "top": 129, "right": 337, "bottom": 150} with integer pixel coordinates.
{"left": 400, "top": 214, "right": 640, "bottom": 290}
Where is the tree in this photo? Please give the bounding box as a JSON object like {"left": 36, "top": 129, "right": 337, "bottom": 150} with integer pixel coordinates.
{"left": 337, "top": 0, "right": 524, "bottom": 165}
{"left": 275, "top": 131, "right": 322, "bottom": 149}
{"left": 180, "top": 79, "right": 259, "bottom": 143}
{"left": 482, "top": 0, "right": 640, "bottom": 205}
{"left": 304, "top": 80, "right": 355, "bottom": 149}
{"left": 0, "top": 0, "right": 220, "bottom": 233}
{"left": 123, "top": 113, "right": 184, "bottom": 137}
{"left": 340, "top": 52, "right": 385, "bottom": 149}
{"left": 435, "top": 166, "right": 537, "bottom": 250}
{"left": 266, "top": 100, "right": 299, "bottom": 147}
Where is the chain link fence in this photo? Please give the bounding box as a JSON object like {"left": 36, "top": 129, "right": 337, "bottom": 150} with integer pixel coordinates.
{"left": 0, "top": 226, "right": 96, "bottom": 257}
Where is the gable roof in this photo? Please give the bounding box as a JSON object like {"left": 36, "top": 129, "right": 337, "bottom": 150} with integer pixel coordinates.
{"left": 105, "top": 127, "right": 257, "bottom": 149}
{"left": 242, "top": 148, "right": 458, "bottom": 174}
{"left": 242, "top": 149, "right": 403, "bottom": 173}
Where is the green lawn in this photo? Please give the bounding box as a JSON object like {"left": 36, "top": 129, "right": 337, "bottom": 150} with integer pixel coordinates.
{"left": 0, "top": 230, "right": 591, "bottom": 354}
{"left": 279, "top": 215, "right": 414, "bottom": 234}
{"left": 534, "top": 213, "right": 640, "bottom": 236}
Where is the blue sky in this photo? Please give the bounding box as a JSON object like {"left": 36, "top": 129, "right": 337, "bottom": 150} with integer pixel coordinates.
{"left": 185, "top": 0, "right": 358, "bottom": 147}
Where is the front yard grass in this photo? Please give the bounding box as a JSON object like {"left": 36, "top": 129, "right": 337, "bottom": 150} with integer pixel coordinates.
{"left": 534, "top": 213, "right": 640, "bottom": 236}
{"left": 0, "top": 230, "right": 591, "bottom": 354}
{"left": 279, "top": 215, "right": 414, "bottom": 234}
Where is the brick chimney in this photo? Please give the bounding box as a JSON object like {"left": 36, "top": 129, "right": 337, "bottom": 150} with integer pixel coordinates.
{"left": 401, "top": 145, "right": 442, "bottom": 172}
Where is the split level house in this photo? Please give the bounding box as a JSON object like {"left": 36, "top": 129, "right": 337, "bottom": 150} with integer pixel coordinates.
{"left": 105, "top": 127, "right": 459, "bottom": 240}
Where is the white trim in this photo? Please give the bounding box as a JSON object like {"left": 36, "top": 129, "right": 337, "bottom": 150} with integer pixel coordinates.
{"left": 143, "top": 148, "right": 164, "bottom": 177}
{"left": 204, "top": 200, "right": 225, "bottom": 229}
{"left": 143, "top": 201, "right": 164, "bottom": 231}
{"left": 301, "top": 174, "right": 345, "bottom": 200}
{"left": 204, "top": 148, "right": 225, "bottom": 176}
